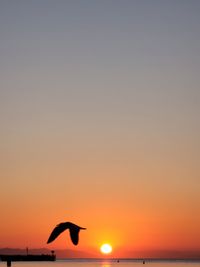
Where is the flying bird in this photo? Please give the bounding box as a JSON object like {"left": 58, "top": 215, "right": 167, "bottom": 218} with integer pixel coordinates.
{"left": 47, "top": 221, "right": 86, "bottom": 245}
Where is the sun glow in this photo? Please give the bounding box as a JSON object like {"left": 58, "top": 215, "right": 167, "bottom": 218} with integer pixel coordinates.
{"left": 100, "top": 244, "right": 112, "bottom": 254}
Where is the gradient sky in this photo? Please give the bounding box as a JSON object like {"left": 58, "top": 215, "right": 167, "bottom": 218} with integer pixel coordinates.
{"left": 0, "top": 0, "right": 200, "bottom": 258}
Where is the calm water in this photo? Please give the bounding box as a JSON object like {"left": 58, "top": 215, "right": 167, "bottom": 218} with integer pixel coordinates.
{"left": 1, "top": 259, "right": 200, "bottom": 267}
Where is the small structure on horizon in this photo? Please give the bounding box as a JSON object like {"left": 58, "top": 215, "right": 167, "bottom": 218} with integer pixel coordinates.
{"left": 7, "top": 260, "right": 11, "bottom": 267}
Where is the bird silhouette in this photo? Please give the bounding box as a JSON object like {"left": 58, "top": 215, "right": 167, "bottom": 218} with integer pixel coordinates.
{"left": 47, "top": 222, "right": 86, "bottom": 245}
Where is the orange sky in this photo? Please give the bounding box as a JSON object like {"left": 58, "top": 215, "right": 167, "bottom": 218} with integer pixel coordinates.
{"left": 1, "top": 1, "right": 200, "bottom": 258}
{"left": 1, "top": 150, "right": 200, "bottom": 257}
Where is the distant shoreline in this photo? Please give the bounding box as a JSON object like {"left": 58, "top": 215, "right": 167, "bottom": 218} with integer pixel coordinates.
{"left": 1, "top": 248, "right": 200, "bottom": 261}
{"left": 57, "top": 258, "right": 200, "bottom": 261}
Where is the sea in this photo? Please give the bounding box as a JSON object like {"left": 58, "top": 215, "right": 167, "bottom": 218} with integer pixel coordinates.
{"left": 0, "top": 259, "right": 200, "bottom": 267}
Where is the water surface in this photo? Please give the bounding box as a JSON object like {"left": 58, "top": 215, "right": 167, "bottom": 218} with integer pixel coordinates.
{"left": 1, "top": 259, "right": 200, "bottom": 267}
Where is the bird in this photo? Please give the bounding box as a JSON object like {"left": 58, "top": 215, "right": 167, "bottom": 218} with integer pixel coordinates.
{"left": 47, "top": 221, "right": 86, "bottom": 245}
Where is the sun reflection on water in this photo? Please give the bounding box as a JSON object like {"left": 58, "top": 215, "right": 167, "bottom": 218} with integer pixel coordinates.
{"left": 102, "top": 264, "right": 111, "bottom": 267}
{"left": 101, "top": 262, "right": 111, "bottom": 267}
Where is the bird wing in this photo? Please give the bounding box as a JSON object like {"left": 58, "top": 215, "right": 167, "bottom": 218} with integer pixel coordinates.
{"left": 47, "top": 222, "right": 70, "bottom": 244}
{"left": 69, "top": 227, "right": 80, "bottom": 245}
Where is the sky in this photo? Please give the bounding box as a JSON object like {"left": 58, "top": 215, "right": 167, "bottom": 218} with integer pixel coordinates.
{"left": 0, "top": 0, "right": 200, "bottom": 258}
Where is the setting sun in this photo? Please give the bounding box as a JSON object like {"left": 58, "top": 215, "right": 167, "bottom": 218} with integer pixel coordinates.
{"left": 100, "top": 244, "right": 112, "bottom": 254}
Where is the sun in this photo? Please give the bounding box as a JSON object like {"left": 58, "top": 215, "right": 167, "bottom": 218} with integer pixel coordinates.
{"left": 100, "top": 244, "right": 112, "bottom": 254}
